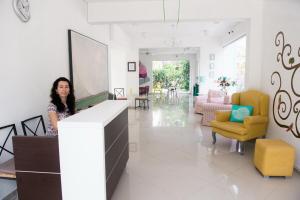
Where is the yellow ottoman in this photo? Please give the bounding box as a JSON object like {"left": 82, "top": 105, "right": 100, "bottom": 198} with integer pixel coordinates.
{"left": 254, "top": 139, "right": 295, "bottom": 177}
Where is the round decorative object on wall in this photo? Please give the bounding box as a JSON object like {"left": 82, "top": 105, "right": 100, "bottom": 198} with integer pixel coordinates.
{"left": 12, "top": 0, "right": 31, "bottom": 22}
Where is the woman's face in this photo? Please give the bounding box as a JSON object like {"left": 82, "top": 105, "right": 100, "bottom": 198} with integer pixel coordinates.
{"left": 56, "top": 81, "right": 70, "bottom": 99}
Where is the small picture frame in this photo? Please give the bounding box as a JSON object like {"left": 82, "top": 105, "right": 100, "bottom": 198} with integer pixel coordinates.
{"left": 209, "top": 54, "right": 215, "bottom": 61}
{"left": 128, "top": 62, "right": 136, "bottom": 72}
{"left": 209, "top": 63, "right": 215, "bottom": 70}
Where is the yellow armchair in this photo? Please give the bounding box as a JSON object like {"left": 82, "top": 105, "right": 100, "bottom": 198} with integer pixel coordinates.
{"left": 210, "top": 90, "right": 269, "bottom": 154}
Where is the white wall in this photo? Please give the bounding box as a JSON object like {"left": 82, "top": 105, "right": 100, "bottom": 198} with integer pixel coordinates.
{"left": 197, "top": 21, "right": 250, "bottom": 94}
{"left": 109, "top": 24, "right": 139, "bottom": 106}
{"left": 261, "top": 0, "right": 300, "bottom": 170}
{"left": 0, "top": 0, "right": 136, "bottom": 162}
{"left": 197, "top": 39, "right": 223, "bottom": 94}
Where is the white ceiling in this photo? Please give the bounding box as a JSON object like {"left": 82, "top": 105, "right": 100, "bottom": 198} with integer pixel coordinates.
{"left": 85, "top": 0, "right": 245, "bottom": 55}
{"left": 140, "top": 47, "right": 200, "bottom": 56}
{"left": 85, "top": 0, "right": 157, "bottom": 2}
{"left": 118, "top": 20, "right": 243, "bottom": 55}
{"left": 118, "top": 20, "right": 241, "bottom": 39}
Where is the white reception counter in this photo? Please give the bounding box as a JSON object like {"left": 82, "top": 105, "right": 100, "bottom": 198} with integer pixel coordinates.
{"left": 58, "top": 100, "right": 129, "bottom": 200}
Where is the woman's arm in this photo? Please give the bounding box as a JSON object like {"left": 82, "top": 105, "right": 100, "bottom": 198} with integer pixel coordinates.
{"left": 48, "top": 111, "right": 59, "bottom": 131}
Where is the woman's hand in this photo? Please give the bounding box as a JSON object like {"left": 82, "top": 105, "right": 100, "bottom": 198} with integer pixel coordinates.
{"left": 48, "top": 111, "right": 59, "bottom": 131}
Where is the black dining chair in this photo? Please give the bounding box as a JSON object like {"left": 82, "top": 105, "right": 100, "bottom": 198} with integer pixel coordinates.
{"left": 0, "top": 124, "right": 18, "bottom": 179}
{"left": 21, "top": 115, "right": 46, "bottom": 136}
{"left": 114, "top": 88, "right": 127, "bottom": 100}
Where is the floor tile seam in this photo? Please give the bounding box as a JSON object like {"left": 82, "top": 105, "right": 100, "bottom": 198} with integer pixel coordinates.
{"left": 142, "top": 151, "right": 194, "bottom": 165}
{"left": 206, "top": 169, "right": 240, "bottom": 186}
{"left": 209, "top": 182, "right": 258, "bottom": 199}
{"left": 137, "top": 155, "right": 193, "bottom": 170}
{"left": 262, "top": 185, "right": 283, "bottom": 200}
{"left": 190, "top": 162, "right": 239, "bottom": 184}
{"left": 127, "top": 152, "right": 172, "bottom": 167}
{"left": 212, "top": 175, "right": 280, "bottom": 200}
{"left": 127, "top": 171, "right": 181, "bottom": 199}
{"left": 212, "top": 162, "right": 245, "bottom": 175}
{"left": 137, "top": 150, "right": 167, "bottom": 163}
{"left": 176, "top": 145, "right": 248, "bottom": 170}
{"left": 262, "top": 176, "right": 298, "bottom": 193}
{"left": 160, "top": 181, "right": 211, "bottom": 198}
{"left": 164, "top": 182, "right": 212, "bottom": 200}
{"left": 128, "top": 151, "right": 163, "bottom": 163}
{"left": 141, "top": 150, "right": 192, "bottom": 166}
{"left": 129, "top": 170, "right": 196, "bottom": 200}
{"left": 173, "top": 146, "right": 211, "bottom": 163}
{"left": 230, "top": 164, "right": 279, "bottom": 180}
{"left": 199, "top": 155, "right": 246, "bottom": 173}
{"left": 177, "top": 143, "right": 225, "bottom": 158}
{"left": 190, "top": 183, "right": 238, "bottom": 200}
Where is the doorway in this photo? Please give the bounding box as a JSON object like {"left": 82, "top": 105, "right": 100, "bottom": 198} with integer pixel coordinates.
{"left": 152, "top": 60, "right": 190, "bottom": 94}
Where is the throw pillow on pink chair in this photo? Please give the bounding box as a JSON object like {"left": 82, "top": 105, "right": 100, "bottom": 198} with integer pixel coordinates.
{"left": 195, "top": 90, "right": 232, "bottom": 126}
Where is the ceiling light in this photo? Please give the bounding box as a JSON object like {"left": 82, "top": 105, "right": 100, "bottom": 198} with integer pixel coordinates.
{"left": 163, "top": 0, "right": 181, "bottom": 24}
{"left": 163, "top": 0, "right": 166, "bottom": 22}
{"left": 177, "top": 0, "right": 181, "bottom": 24}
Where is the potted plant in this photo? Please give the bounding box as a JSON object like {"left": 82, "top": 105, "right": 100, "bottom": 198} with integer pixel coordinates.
{"left": 216, "top": 76, "right": 237, "bottom": 95}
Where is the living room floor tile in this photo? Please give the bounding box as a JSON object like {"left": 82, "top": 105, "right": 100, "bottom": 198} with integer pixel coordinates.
{"left": 112, "top": 94, "right": 300, "bottom": 200}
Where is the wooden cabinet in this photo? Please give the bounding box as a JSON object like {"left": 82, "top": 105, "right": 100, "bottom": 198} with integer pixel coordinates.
{"left": 104, "top": 108, "right": 129, "bottom": 200}
{"left": 13, "top": 136, "right": 62, "bottom": 200}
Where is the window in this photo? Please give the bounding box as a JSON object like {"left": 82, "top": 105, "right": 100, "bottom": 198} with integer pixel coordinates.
{"left": 223, "top": 36, "right": 247, "bottom": 92}
{"left": 152, "top": 60, "right": 190, "bottom": 92}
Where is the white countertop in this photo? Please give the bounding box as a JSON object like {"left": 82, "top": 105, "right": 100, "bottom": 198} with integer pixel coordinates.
{"left": 58, "top": 100, "right": 129, "bottom": 128}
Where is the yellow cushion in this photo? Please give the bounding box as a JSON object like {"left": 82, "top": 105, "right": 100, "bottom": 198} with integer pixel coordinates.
{"left": 254, "top": 139, "right": 295, "bottom": 176}
{"left": 232, "top": 90, "right": 269, "bottom": 116}
{"left": 210, "top": 121, "right": 247, "bottom": 135}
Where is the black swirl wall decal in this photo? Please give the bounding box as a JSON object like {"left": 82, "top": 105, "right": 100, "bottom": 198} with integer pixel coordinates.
{"left": 271, "top": 31, "right": 300, "bottom": 138}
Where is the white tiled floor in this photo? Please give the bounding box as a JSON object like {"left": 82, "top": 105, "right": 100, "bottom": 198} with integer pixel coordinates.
{"left": 112, "top": 94, "right": 300, "bottom": 200}
{"left": 0, "top": 179, "right": 17, "bottom": 199}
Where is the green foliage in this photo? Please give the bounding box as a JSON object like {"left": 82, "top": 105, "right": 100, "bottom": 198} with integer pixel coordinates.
{"left": 181, "top": 60, "right": 190, "bottom": 91}
{"left": 153, "top": 60, "right": 190, "bottom": 91}
{"left": 289, "top": 57, "right": 295, "bottom": 64}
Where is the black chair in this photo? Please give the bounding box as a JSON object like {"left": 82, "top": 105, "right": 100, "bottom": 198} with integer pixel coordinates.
{"left": 0, "top": 124, "right": 18, "bottom": 179}
{"left": 114, "top": 88, "right": 127, "bottom": 100}
{"left": 21, "top": 115, "right": 46, "bottom": 136}
{"left": 108, "top": 92, "right": 116, "bottom": 100}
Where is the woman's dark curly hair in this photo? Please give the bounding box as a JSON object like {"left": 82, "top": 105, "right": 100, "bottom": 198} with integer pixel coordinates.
{"left": 50, "top": 77, "right": 75, "bottom": 115}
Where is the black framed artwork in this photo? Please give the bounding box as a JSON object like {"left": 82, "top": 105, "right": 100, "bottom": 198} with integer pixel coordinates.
{"left": 128, "top": 62, "right": 136, "bottom": 72}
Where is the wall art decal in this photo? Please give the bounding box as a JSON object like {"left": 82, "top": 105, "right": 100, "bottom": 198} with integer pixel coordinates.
{"left": 271, "top": 31, "right": 300, "bottom": 138}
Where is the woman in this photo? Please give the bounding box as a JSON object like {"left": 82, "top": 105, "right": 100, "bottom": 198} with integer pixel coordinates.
{"left": 48, "top": 77, "right": 75, "bottom": 135}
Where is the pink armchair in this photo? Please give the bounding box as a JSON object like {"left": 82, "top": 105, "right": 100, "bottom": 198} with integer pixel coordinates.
{"left": 195, "top": 90, "right": 231, "bottom": 126}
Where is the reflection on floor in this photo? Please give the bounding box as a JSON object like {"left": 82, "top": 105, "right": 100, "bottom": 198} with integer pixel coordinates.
{"left": 0, "top": 179, "right": 17, "bottom": 200}
{"left": 112, "top": 94, "right": 300, "bottom": 200}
